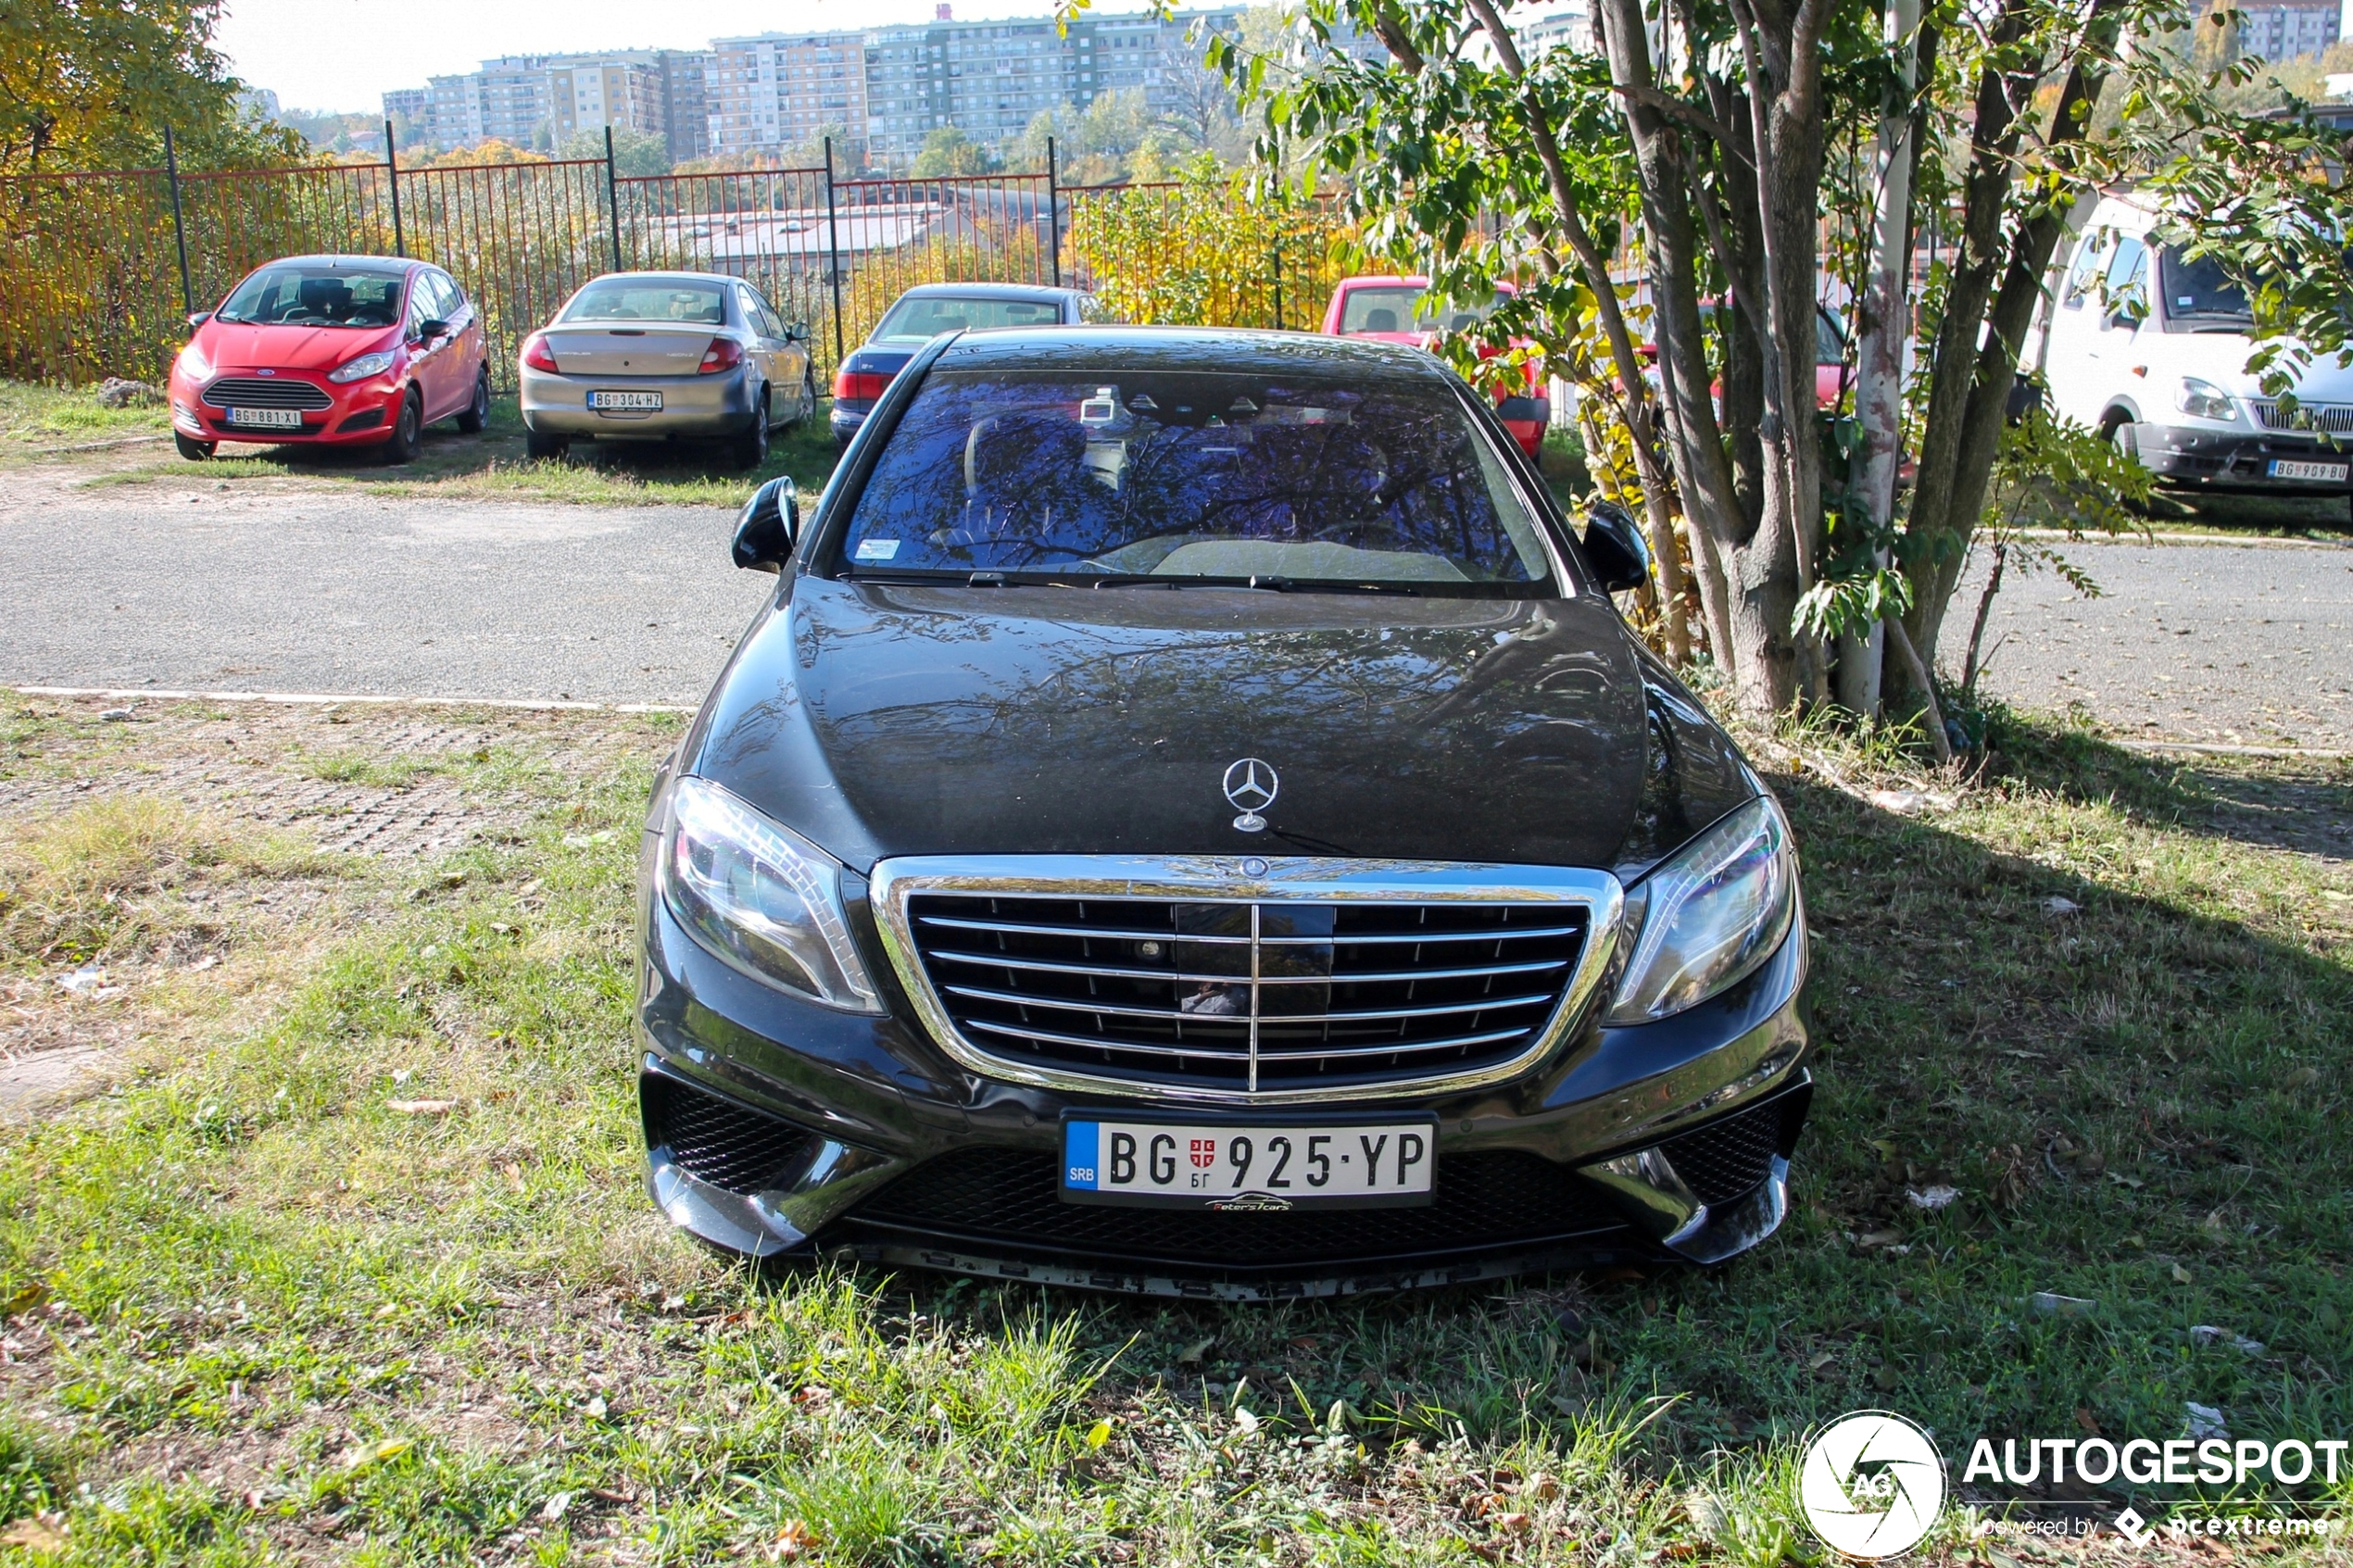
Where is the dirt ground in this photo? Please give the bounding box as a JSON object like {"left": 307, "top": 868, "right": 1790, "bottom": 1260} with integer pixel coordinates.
{"left": 0, "top": 696, "right": 670, "bottom": 1119}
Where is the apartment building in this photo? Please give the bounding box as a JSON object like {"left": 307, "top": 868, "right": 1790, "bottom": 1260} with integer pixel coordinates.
{"left": 401, "top": 48, "right": 711, "bottom": 157}
{"left": 388, "top": 6, "right": 1247, "bottom": 168}
{"left": 2233, "top": 0, "right": 2338, "bottom": 59}
{"left": 706, "top": 32, "right": 871, "bottom": 158}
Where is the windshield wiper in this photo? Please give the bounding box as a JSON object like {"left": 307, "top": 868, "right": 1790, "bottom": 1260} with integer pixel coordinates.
{"left": 1241, "top": 575, "right": 1421, "bottom": 596}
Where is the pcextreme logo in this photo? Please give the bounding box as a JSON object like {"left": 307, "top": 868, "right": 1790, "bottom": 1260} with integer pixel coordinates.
{"left": 1797, "top": 1411, "right": 1948, "bottom": 1559}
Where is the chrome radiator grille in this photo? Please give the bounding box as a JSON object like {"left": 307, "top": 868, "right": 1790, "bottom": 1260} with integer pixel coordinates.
{"left": 2250, "top": 399, "right": 2353, "bottom": 434}
{"left": 872, "top": 859, "right": 1619, "bottom": 1102}
{"left": 201, "top": 376, "right": 333, "bottom": 410}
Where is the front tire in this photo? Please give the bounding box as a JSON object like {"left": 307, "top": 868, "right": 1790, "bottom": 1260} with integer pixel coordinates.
{"left": 379, "top": 391, "right": 422, "bottom": 466}
{"left": 524, "top": 427, "right": 568, "bottom": 461}
{"left": 731, "top": 391, "right": 770, "bottom": 470}
{"left": 173, "top": 432, "right": 215, "bottom": 461}
{"left": 454, "top": 368, "right": 489, "bottom": 433}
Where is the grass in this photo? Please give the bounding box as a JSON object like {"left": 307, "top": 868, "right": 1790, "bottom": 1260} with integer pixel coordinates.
{"left": 0, "top": 384, "right": 170, "bottom": 461}
{"left": 0, "top": 695, "right": 2349, "bottom": 1564}
{"left": 5, "top": 382, "right": 840, "bottom": 511}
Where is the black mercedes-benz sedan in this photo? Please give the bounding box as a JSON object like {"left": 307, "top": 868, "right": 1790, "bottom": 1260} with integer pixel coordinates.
{"left": 636, "top": 327, "right": 1811, "bottom": 1299}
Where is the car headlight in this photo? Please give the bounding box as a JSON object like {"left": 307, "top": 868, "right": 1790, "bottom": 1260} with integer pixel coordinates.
{"left": 1604, "top": 796, "right": 1797, "bottom": 1024}
{"left": 328, "top": 350, "right": 398, "bottom": 384}
{"left": 659, "top": 777, "right": 880, "bottom": 1012}
{"left": 2174, "top": 377, "right": 2235, "bottom": 420}
{"left": 177, "top": 344, "right": 211, "bottom": 382}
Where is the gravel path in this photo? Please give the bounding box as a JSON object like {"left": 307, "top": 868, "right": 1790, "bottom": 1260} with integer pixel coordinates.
{"left": 6, "top": 471, "right": 2351, "bottom": 744}
{"left": 0, "top": 471, "right": 761, "bottom": 704}
{"left": 1941, "top": 535, "right": 2353, "bottom": 749}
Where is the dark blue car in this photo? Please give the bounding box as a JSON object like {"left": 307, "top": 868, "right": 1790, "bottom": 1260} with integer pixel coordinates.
{"left": 829, "top": 282, "right": 1103, "bottom": 446}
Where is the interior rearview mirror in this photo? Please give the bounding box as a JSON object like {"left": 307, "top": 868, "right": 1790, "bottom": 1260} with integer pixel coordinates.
{"left": 731, "top": 477, "right": 799, "bottom": 573}
{"left": 1582, "top": 500, "right": 1653, "bottom": 595}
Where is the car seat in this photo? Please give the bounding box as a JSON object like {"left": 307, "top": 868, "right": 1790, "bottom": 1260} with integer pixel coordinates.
{"left": 1362, "top": 307, "right": 1398, "bottom": 332}
{"left": 297, "top": 277, "right": 354, "bottom": 320}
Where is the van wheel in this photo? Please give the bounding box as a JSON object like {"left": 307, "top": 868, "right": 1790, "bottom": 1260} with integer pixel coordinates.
{"left": 173, "top": 432, "right": 215, "bottom": 461}
{"left": 455, "top": 367, "right": 490, "bottom": 433}
{"left": 2099, "top": 408, "right": 2134, "bottom": 458}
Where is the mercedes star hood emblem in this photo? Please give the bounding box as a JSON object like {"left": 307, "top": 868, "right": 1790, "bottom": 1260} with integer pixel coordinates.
{"left": 1222, "top": 757, "right": 1277, "bottom": 834}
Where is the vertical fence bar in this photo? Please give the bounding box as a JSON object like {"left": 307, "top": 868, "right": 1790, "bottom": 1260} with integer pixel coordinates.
{"left": 162, "top": 127, "right": 194, "bottom": 317}
{"left": 604, "top": 126, "right": 623, "bottom": 271}
{"left": 824, "top": 137, "right": 846, "bottom": 367}
{"left": 384, "top": 122, "right": 405, "bottom": 257}
{"left": 1046, "top": 138, "right": 1062, "bottom": 289}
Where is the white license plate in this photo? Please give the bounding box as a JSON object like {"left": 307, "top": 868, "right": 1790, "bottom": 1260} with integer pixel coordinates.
{"left": 589, "top": 390, "right": 662, "bottom": 411}
{"left": 224, "top": 407, "right": 303, "bottom": 429}
{"left": 2269, "top": 458, "right": 2347, "bottom": 482}
{"left": 1062, "top": 1118, "right": 1435, "bottom": 1209}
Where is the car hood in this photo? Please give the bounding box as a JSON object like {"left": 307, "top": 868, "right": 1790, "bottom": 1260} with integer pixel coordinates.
{"left": 2195, "top": 339, "right": 2353, "bottom": 404}
{"left": 684, "top": 576, "right": 1757, "bottom": 877}
{"left": 198, "top": 321, "right": 399, "bottom": 374}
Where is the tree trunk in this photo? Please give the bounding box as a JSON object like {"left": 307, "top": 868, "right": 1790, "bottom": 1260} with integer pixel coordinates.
{"left": 1838, "top": 0, "right": 1928, "bottom": 719}
{"left": 1897, "top": 0, "right": 2128, "bottom": 677}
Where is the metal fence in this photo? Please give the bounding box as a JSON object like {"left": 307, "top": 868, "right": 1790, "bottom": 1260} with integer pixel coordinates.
{"left": 0, "top": 130, "right": 1350, "bottom": 392}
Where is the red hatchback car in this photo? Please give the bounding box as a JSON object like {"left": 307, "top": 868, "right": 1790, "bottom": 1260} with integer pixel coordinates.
{"left": 1321, "top": 275, "right": 1550, "bottom": 458}
{"left": 169, "top": 255, "right": 490, "bottom": 464}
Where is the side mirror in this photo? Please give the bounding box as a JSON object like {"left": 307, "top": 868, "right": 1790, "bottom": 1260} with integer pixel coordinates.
{"left": 786, "top": 320, "right": 810, "bottom": 342}
{"left": 416, "top": 317, "right": 449, "bottom": 341}
{"left": 731, "top": 477, "right": 799, "bottom": 573}
{"left": 1581, "top": 500, "right": 1653, "bottom": 595}
{"left": 186, "top": 311, "right": 212, "bottom": 329}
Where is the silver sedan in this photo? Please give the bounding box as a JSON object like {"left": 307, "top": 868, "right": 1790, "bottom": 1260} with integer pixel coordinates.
{"left": 518, "top": 271, "right": 813, "bottom": 469}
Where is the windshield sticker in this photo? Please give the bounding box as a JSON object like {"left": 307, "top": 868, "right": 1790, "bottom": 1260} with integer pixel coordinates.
{"left": 854, "top": 538, "right": 902, "bottom": 561}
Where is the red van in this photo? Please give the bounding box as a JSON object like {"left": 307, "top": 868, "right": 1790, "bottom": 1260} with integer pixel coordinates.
{"left": 1321, "top": 276, "right": 1549, "bottom": 457}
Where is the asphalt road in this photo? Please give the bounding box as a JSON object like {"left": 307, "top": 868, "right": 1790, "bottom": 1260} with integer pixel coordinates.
{"left": 1952, "top": 535, "right": 2353, "bottom": 748}
{"left": 5, "top": 473, "right": 2350, "bottom": 745}
{"left": 0, "top": 472, "right": 761, "bottom": 705}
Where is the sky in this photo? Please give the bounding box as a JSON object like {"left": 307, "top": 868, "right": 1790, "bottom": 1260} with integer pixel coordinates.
{"left": 216, "top": 0, "right": 1166, "bottom": 115}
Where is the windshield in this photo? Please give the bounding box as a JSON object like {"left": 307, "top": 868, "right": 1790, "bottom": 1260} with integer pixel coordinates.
{"left": 1339, "top": 285, "right": 1507, "bottom": 335}
{"left": 562, "top": 280, "right": 727, "bottom": 324}
{"left": 2158, "top": 247, "right": 2262, "bottom": 321}
{"left": 216, "top": 264, "right": 406, "bottom": 327}
{"left": 837, "top": 370, "right": 1557, "bottom": 593}
{"left": 872, "top": 295, "right": 1063, "bottom": 341}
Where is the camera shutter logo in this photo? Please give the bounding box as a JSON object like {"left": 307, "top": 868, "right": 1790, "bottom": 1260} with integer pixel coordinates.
{"left": 1797, "top": 1411, "right": 1946, "bottom": 1559}
{"left": 1222, "top": 758, "right": 1278, "bottom": 834}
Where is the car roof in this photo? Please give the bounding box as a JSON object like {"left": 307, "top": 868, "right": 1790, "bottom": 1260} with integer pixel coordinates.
{"left": 581, "top": 270, "right": 741, "bottom": 287}
{"left": 262, "top": 255, "right": 420, "bottom": 271}
{"left": 1334, "top": 276, "right": 1517, "bottom": 295}
{"left": 933, "top": 325, "right": 1454, "bottom": 380}
{"left": 896, "top": 282, "right": 1085, "bottom": 303}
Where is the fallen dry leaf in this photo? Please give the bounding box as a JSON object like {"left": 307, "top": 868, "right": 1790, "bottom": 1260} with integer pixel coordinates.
{"left": 386, "top": 1098, "right": 459, "bottom": 1116}
{"left": 0, "top": 1516, "right": 67, "bottom": 1550}
{"left": 766, "top": 1518, "right": 819, "bottom": 1561}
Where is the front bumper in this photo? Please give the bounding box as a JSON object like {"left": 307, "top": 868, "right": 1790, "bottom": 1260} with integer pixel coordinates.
{"left": 169, "top": 373, "right": 403, "bottom": 447}
{"left": 2132, "top": 421, "right": 2351, "bottom": 493}
{"left": 635, "top": 872, "right": 1812, "bottom": 1298}
{"left": 520, "top": 365, "right": 759, "bottom": 441}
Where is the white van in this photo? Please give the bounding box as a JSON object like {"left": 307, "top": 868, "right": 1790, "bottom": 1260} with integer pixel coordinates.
{"left": 2036, "top": 191, "right": 2352, "bottom": 502}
